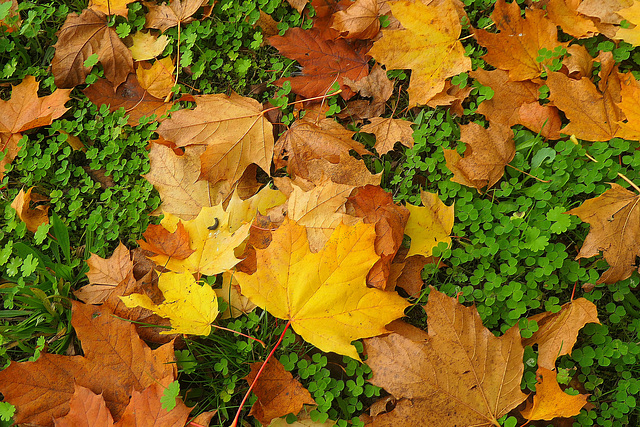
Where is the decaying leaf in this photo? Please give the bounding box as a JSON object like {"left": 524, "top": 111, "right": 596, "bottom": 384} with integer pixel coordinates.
{"left": 521, "top": 367, "right": 589, "bottom": 421}
{"left": 364, "top": 289, "right": 528, "bottom": 426}
{"left": 10, "top": 187, "right": 49, "bottom": 233}
{"left": 368, "top": 0, "right": 471, "bottom": 106}
{"left": 331, "top": 0, "right": 380, "bottom": 40}
{"left": 145, "top": 0, "right": 207, "bottom": 32}
{"left": 52, "top": 8, "right": 133, "bottom": 88}
{"left": 235, "top": 218, "right": 409, "bottom": 361}
{"left": 245, "top": 358, "right": 315, "bottom": 425}
{"left": 566, "top": 183, "right": 640, "bottom": 284}
{"left": 361, "top": 117, "right": 414, "bottom": 155}
{"left": 523, "top": 298, "right": 600, "bottom": 370}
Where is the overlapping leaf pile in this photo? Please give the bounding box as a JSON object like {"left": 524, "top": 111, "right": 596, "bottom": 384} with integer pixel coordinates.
{"left": 4, "top": 0, "right": 640, "bottom": 425}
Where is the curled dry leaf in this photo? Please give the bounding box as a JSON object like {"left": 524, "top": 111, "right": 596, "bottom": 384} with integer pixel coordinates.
{"left": 10, "top": 187, "right": 49, "bottom": 233}
{"left": 364, "top": 289, "right": 528, "bottom": 426}
{"left": 244, "top": 358, "right": 315, "bottom": 425}
{"left": 404, "top": 191, "right": 454, "bottom": 258}
{"left": 235, "top": 219, "right": 409, "bottom": 361}
{"left": 368, "top": 0, "right": 471, "bottom": 106}
{"left": 343, "top": 63, "right": 394, "bottom": 119}
{"left": 520, "top": 367, "right": 589, "bottom": 421}
{"left": 444, "top": 122, "right": 515, "bottom": 191}
{"left": 522, "top": 298, "right": 600, "bottom": 370}
{"left": 565, "top": 183, "right": 640, "bottom": 284}
{"left": 52, "top": 8, "right": 133, "bottom": 88}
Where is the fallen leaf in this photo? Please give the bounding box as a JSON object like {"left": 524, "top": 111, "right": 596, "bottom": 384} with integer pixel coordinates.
{"left": 129, "top": 31, "right": 170, "bottom": 60}
{"left": 565, "top": 183, "right": 640, "bottom": 284}
{"left": 361, "top": 117, "right": 414, "bottom": 155}
{"left": 10, "top": 187, "right": 49, "bottom": 233}
{"left": 245, "top": 358, "right": 315, "bottom": 425}
{"left": 83, "top": 74, "right": 173, "bottom": 126}
{"left": 523, "top": 298, "right": 600, "bottom": 370}
{"left": 404, "top": 191, "right": 454, "bottom": 258}
{"left": 0, "top": 133, "right": 20, "bottom": 180}
{"left": 114, "top": 380, "right": 191, "bottom": 427}
{"left": 54, "top": 385, "right": 114, "bottom": 427}
{"left": 89, "top": 0, "right": 136, "bottom": 16}
{"left": 368, "top": 0, "right": 471, "bottom": 106}
{"left": 331, "top": 0, "right": 380, "bottom": 40}
{"left": 546, "top": 71, "right": 621, "bottom": 142}
{"left": 137, "top": 57, "right": 175, "bottom": 99}
{"left": 268, "top": 27, "right": 370, "bottom": 99}
{"left": 563, "top": 44, "right": 595, "bottom": 79}
{"left": 151, "top": 206, "right": 251, "bottom": 276}
{"left": 474, "top": 0, "right": 566, "bottom": 81}
{"left": 443, "top": 122, "right": 515, "bottom": 191}
{"left": 145, "top": 0, "right": 207, "bottom": 32}
{"left": 364, "top": 289, "right": 528, "bottom": 426}
{"left": 235, "top": 218, "right": 409, "bottom": 361}
{"left": 274, "top": 115, "right": 369, "bottom": 180}
{"left": 545, "top": 0, "right": 599, "bottom": 39}
{"left": 0, "top": 302, "right": 175, "bottom": 425}
{"left": 520, "top": 367, "right": 589, "bottom": 420}
{"left": 143, "top": 143, "right": 216, "bottom": 220}
{"left": 121, "top": 271, "right": 219, "bottom": 335}
{"left": 138, "top": 222, "right": 195, "bottom": 260}
{"left": 52, "top": 8, "right": 133, "bottom": 88}
{"left": 157, "top": 92, "right": 274, "bottom": 186}
{"left": 343, "top": 63, "right": 394, "bottom": 118}
{"left": 425, "top": 80, "right": 473, "bottom": 117}
{"left": 215, "top": 272, "right": 257, "bottom": 319}
{"left": 615, "top": 74, "right": 640, "bottom": 139}
{"left": 577, "top": 0, "right": 632, "bottom": 25}
{"left": 286, "top": 0, "right": 308, "bottom": 14}
{"left": 86, "top": 242, "right": 134, "bottom": 286}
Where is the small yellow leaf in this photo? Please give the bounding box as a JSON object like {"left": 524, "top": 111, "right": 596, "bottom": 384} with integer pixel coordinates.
{"left": 129, "top": 31, "right": 170, "bottom": 61}
{"left": 405, "top": 191, "right": 454, "bottom": 257}
{"left": 120, "top": 271, "right": 218, "bottom": 335}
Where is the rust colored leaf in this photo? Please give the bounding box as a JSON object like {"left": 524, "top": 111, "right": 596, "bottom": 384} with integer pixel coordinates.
{"left": 547, "top": 71, "right": 621, "bottom": 141}
{"left": 566, "top": 183, "right": 640, "bottom": 284}
{"left": 138, "top": 222, "right": 195, "bottom": 260}
{"left": 145, "top": 0, "right": 207, "bottom": 32}
{"left": 86, "top": 242, "right": 134, "bottom": 286}
{"left": 0, "top": 302, "right": 175, "bottom": 426}
{"left": 364, "top": 289, "right": 527, "bottom": 426}
{"left": 343, "top": 63, "right": 394, "bottom": 119}
{"left": 361, "top": 117, "right": 414, "bottom": 155}
{"left": 143, "top": 143, "right": 216, "bottom": 220}
{"left": 444, "top": 122, "right": 515, "bottom": 191}
{"left": 425, "top": 80, "right": 473, "bottom": 117}
{"left": 368, "top": 0, "right": 470, "bottom": 106}
{"left": 521, "top": 368, "right": 589, "bottom": 421}
{"left": 245, "top": 358, "right": 315, "bottom": 425}
{"left": 274, "top": 116, "right": 369, "bottom": 179}
{"left": 54, "top": 385, "right": 114, "bottom": 427}
{"left": 331, "top": 0, "right": 380, "bottom": 40}
{"left": 269, "top": 27, "right": 370, "bottom": 99}
{"left": 523, "top": 298, "right": 600, "bottom": 370}
{"left": 52, "top": 9, "right": 133, "bottom": 88}
{"left": 114, "top": 380, "right": 191, "bottom": 427}
{"left": 157, "top": 92, "right": 274, "bottom": 186}
{"left": 10, "top": 187, "right": 49, "bottom": 233}
{"left": 474, "top": 0, "right": 566, "bottom": 81}
{"left": 83, "top": 74, "right": 173, "bottom": 126}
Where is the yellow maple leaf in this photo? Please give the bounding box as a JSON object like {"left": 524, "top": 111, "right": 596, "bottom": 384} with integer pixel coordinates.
{"left": 615, "top": 2, "right": 640, "bottom": 46}
{"left": 368, "top": 0, "right": 471, "bottom": 106}
{"left": 120, "top": 271, "right": 219, "bottom": 335}
{"left": 234, "top": 218, "right": 409, "bottom": 361}
{"left": 154, "top": 206, "right": 251, "bottom": 276}
{"left": 405, "top": 191, "right": 454, "bottom": 257}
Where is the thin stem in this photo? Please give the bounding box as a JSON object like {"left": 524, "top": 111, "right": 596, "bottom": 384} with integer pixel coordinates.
{"left": 212, "top": 324, "right": 265, "bottom": 347}
{"left": 570, "top": 135, "right": 640, "bottom": 193}
{"left": 230, "top": 320, "right": 292, "bottom": 427}
{"left": 507, "top": 164, "right": 551, "bottom": 183}
{"left": 260, "top": 90, "right": 343, "bottom": 116}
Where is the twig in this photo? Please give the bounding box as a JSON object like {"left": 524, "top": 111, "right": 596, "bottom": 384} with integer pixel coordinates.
{"left": 506, "top": 164, "right": 551, "bottom": 183}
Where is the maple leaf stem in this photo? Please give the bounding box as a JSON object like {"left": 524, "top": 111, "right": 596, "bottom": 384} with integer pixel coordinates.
{"left": 229, "top": 320, "right": 292, "bottom": 427}
{"left": 570, "top": 135, "right": 640, "bottom": 193}
{"left": 211, "top": 324, "right": 265, "bottom": 347}
{"left": 506, "top": 164, "right": 551, "bottom": 183}
{"left": 260, "top": 90, "right": 343, "bottom": 116}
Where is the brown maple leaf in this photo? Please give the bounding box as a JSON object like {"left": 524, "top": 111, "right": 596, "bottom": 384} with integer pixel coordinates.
{"left": 364, "top": 289, "right": 527, "bottom": 426}
{"left": 443, "top": 122, "right": 515, "bottom": 191}
{"left": 547, "top": 71, "right": 622, "bottom": 142}
{"left": 138, "top": 222, "right": 195, "bottom": 260}
{"left": 474, "top": 0, "right": 567, "bottom": 81}
{"left": 83, "top": 74, "right": 173, "bottom": 126}
{"left": 566, "top": 183, "right": 640, "bottom": 284}
{"left": 331, "top": 0, "right": 380, "bottom": 40}
{"left": 269, "top": 27, "right": 370, "bottom": 99}
{"left": 361, "top": 117, "right": 414, "bottom": 155}
{"left": 342, "top": 63, "right": 394, "bottom": 119}
{"left": 115, "top": 380, "right": 191, "bottom": 426}
{"left": 0, "top": 302, "right": 175, "bottom": 425}
{"left": 145, "top": 0, "right": 207, "bottom": 32}
{"left": 52, "top": 8, "right": 133, "bottom": 88}
{"left": 245, "top": 358, "right": 315, "bottom": 425}
{"left": 53, "top": 385, "right": 115, "bottom": 427}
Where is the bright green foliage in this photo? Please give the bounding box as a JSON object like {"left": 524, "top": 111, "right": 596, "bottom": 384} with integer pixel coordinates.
{"left": 161, "top": 381, "right": 181, "bottom": 411}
